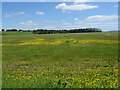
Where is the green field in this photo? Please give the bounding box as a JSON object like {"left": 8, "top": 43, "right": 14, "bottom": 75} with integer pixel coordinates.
{"left": 2, "top": 32, "right": 119, "bottom": 88}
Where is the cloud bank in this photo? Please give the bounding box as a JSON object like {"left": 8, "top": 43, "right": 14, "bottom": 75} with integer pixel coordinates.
{"left": 55, "top": 3, "right": 98, "bottom": 11}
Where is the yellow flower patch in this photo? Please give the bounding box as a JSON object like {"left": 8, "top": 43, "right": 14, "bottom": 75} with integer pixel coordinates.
{"left": 2, "top": 38, "right": 119, "bottom": 46}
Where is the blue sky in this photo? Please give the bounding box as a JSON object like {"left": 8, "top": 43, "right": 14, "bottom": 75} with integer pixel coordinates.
{"left": 2, "top": 2, "right": 118, "bottom": 31}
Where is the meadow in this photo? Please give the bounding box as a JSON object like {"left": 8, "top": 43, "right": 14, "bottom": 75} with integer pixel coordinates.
{"left": 1, "top": 31, "right": 119, "bottom": 88}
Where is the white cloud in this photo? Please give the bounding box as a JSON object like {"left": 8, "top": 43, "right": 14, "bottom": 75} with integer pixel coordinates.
{"left": 85, "top": 22, "right": 118, "bottom": 31}
{"left": 62, "top": 23, "right": 71, "bottom": 25}
{"left": 0, "top": 25, "right": 2, "bottom": 31}
{"left": 36, "top": 11, "right": 44, "bottom": 15}
{"left": 74, "top": 18, "right": 79, "bottom": 21}
{"left": 0, "top": 24, "right": 2, "bottom": 28}
{"left": 55, "top": 3, "right": 98, "bottom": 11}
{"left": 86, "top": 15, "right": 118, "bottom": 21}
{"left": 44, "top": 26, "right": 57, "bottom": 30}
{"left": 19, "top": 21, "right": 39, "bottom": 29}
{"left": 14, "top": 12, "right": 25, "bottom": 15}
{"left": 44, "top": 15, "right": 118, "bottom": 31}
{"left": 113, "top": 5, "right": 118, "bottom": 8}
{"left": 4, "top": 12, "right": 30, "bottom": 17}
{"left": 5, "top": 14, "right": 13, "bottom": 17}
{"left": 43, "top": 20, "right": 117, "bottom": 31}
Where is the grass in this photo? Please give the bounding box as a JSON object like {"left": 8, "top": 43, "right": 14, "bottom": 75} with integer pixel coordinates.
{"left": 2, "top": 31, "right": 119, "bottom": 88}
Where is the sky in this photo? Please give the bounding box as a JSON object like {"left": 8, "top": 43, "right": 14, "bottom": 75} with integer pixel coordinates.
{"left": 2, "top": 1, "right": 118, "bottom": 31}
{"left": 2, "top": 0, "right": 120, "bottom": 2}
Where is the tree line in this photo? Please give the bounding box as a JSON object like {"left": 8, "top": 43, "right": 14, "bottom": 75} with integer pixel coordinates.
{"left": 2, "top": 28, "right": 102, "bottom": 34}
{"left": 2, "top": 29, "right": 32, "bottom": 32}
{"left": 33, "top": 28, "right": 102, "bottom": 34}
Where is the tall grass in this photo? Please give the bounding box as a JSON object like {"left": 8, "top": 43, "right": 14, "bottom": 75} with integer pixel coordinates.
{"left": 2, "top": 32, "right": 119, "bottom": 88}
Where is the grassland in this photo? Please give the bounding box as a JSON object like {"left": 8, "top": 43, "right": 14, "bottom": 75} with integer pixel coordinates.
{"left": 2, "top": 32, "right": 119, "bottom": 88}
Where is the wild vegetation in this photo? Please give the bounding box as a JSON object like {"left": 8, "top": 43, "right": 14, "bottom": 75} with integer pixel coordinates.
{"left": 2, "top": 31, "right": 119, "bottom": 88}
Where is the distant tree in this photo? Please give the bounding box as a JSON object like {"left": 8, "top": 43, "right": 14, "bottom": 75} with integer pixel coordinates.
{"left": 6, "top": 29, "right": 18, "bottom": 32}
{"left": 19, "top": 29, "right": 23, "bottom": 32}
{"left": 2, "top": 29, "right": 5, "bottom": 32}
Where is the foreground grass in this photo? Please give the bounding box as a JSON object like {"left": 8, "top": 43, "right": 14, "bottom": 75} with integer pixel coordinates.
{"left": 2, "top": 32, "right": 119, "bottom": 88}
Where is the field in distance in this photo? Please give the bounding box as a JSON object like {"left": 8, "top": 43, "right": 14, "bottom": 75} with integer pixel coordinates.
{"left": 2, "top": 32, "right": 119, "bottom": 88}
